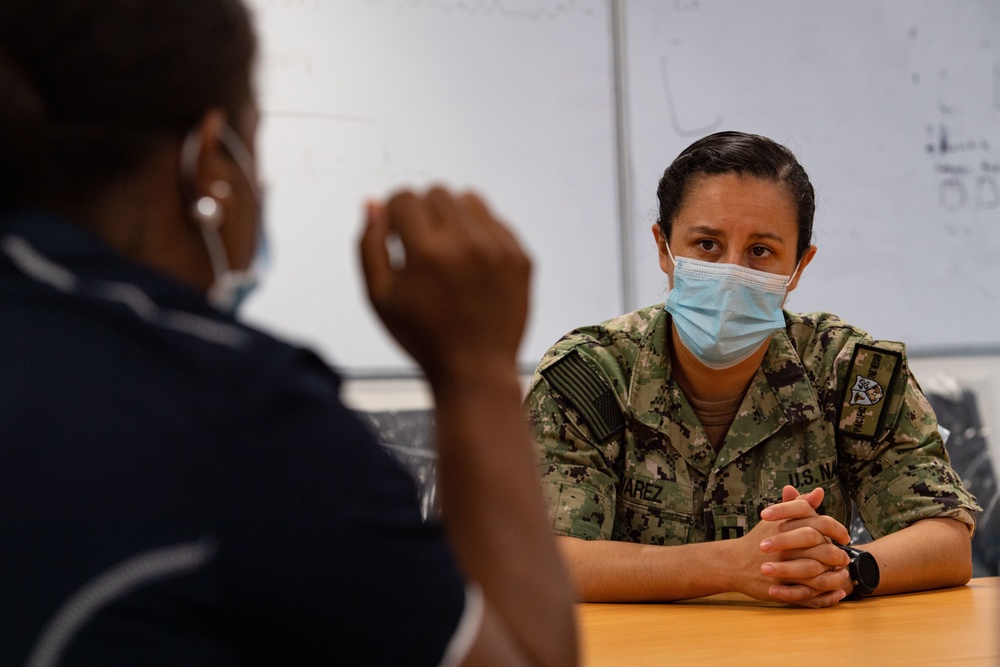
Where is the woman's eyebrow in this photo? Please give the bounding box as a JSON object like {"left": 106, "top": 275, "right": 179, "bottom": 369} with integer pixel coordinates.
{"left": 683, "top": 225, "right": 787, "bottom": 245}
{"left": 747, "top": 231, "right": 787, "bottom": 244}
{"left": 685, "top": 224, "right": 724, "bottom": 237}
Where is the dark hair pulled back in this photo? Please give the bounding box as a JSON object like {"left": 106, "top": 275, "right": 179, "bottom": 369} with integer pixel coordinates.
{"left": 0, "top": 0, "right": 256, "bottom": 209}
{"left": 655, "top": 131, "right": 816, "bottom": 261}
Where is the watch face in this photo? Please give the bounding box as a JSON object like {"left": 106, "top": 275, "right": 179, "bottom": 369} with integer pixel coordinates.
{"left": 857, "top": 551, "right": 880, "bottom": 590}
{"left": 837, "top": 544, "right": 881, "bottom": 597}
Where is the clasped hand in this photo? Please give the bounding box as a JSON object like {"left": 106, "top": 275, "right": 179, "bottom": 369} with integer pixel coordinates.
{"left": 359, "top": 187, "right": 530, "bottom": 386}
{"left": 742, "top": 485, "right": 852, "bottom": 608}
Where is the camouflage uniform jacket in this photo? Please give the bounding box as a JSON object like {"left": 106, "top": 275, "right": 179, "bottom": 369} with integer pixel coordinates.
{"left": 526, "top": 305, "right": 979, "bottom": 544}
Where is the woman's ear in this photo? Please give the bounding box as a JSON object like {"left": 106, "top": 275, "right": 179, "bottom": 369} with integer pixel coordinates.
{"left": 181, "top": 109, "right": 235, "bottom": 222}
{"left": 652, "top": 224, "right": 672, "bottom": 273}
{"left": 787, "top": 244, "right": 817, "bottom": 293}
{"left": 652, "top": 223, "right": 677, "bottom": 291}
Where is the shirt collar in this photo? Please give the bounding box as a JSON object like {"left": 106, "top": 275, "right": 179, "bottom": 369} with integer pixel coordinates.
{"left": 629, "top": 307, "right": 822, "bottom": 474}
{"left": 1, "top": 208, "right": 250, "bottom": 349}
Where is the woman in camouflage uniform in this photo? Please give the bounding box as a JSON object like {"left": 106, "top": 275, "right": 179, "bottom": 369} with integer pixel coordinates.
{"left": 527, "top": 131, "right": 980, "bottom": 608}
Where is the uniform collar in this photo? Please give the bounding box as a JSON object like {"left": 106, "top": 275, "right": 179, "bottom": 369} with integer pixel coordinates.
{"left": 629, "top": 306, "right": 821, "bottom": 475}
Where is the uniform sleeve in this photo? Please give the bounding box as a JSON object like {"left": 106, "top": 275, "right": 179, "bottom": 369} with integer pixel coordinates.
{"left": 835, "top": 341, "right": 982, "bottom": 540}
{"left": 525, "top": 348, "right": 624, "bottom": 541}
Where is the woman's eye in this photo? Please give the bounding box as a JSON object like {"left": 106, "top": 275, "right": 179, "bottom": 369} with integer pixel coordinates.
{"left": 697, "top": 239, "right": 717, "bottom": 251}
{"left": 750, "top": 246, "right": 771, "bottom": 258}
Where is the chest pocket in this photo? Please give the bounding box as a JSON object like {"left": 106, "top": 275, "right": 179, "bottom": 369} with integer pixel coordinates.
{"left": 612, "top": 473, "right": 694, "bottom": 546}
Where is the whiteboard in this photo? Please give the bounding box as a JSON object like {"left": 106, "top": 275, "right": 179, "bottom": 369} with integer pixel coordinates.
{"left": 621, "top": 0, "right": 1000, "bottom": 353}
{"left": 240, "top": 0, "right": 621, "bottom": 376}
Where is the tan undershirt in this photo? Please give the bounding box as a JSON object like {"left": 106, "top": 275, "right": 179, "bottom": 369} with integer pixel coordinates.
{"left": 666, "top": 326, "right": 757, "bottom": 452}
{"left": 687, "top": 392, "right": 744, "bottom": 451}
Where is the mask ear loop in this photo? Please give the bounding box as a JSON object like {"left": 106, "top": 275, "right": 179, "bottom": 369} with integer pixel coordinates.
{"left": 216, "top": 125, "right": 270, "bottom": 274}
{"left": 660, "top": 228, "right": 680, "bottom": 288}
{"left": 180, "top": 128, "right": 235, "bottom": 300}
{"left": 662, "top": 236, "right": 685, "bottom": 294}
{"left": 779, "top": 254, "right": 807, "bottom": 309}
{"left": 218, "top": 125, "right": 257, "bottom": 189}
{"left": 785, "top": 255, "right": 805, "bottom": 289}
{"left": 656, "top": 221, "right": 677, "bottom": 267}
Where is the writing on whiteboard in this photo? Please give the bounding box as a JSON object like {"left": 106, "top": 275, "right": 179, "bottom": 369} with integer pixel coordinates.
{"left": 925, "top": 123, "right": 999, "bottom": 214}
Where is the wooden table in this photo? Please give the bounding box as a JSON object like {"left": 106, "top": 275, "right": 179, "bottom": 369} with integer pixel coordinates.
{"left": 578, "top": 576, "right": 1000, "bottom": 666}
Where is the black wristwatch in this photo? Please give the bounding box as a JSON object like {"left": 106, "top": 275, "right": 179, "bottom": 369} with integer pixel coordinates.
{"left": 837, "top": 544, "right": 880, "bottom": 599}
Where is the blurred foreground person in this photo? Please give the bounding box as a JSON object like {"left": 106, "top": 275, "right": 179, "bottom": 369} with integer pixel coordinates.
{"left": 0, "top": 1, "right": 577, "bottom": 664}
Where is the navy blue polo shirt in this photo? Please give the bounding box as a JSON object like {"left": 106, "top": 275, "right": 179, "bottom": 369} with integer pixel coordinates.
{"left": 0, "top": 210, "right": 467, "bottom": 665}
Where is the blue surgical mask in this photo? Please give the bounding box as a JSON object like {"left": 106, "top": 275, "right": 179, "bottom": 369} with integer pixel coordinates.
{"left": 180, "top": 124, "right": 269, "bottom": 313}
{"left": 664, "top": 244, "right": 797, "bottom": 369}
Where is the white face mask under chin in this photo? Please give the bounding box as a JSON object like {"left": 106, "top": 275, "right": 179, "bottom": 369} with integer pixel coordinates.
{"left": 180, "top": 125, "right": 267, "bottom": 314}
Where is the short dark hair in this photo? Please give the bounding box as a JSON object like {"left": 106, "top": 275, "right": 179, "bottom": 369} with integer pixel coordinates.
{"left": 655, "top": 131, "right": 816, "bottom": 261}
{"left": 0, "top": 0, "right": 256, "bottom": 209}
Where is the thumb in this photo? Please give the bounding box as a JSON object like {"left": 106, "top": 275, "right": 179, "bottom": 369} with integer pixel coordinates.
{"left": 358, "top": 200, "right": 392, "bottom": 307}
{"left": 781, "top": 485, "right": 799, "bottom": 503}
{"left": 801, "top": 486, "right": 825, "bottom": 510}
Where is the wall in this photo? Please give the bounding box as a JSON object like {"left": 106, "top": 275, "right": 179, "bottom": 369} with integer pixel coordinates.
{"left": 240, "top": 0, "right": 622, "bottom": 376}
{"left": 619, "top": 0, "right": 1000, "bottom": 353}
